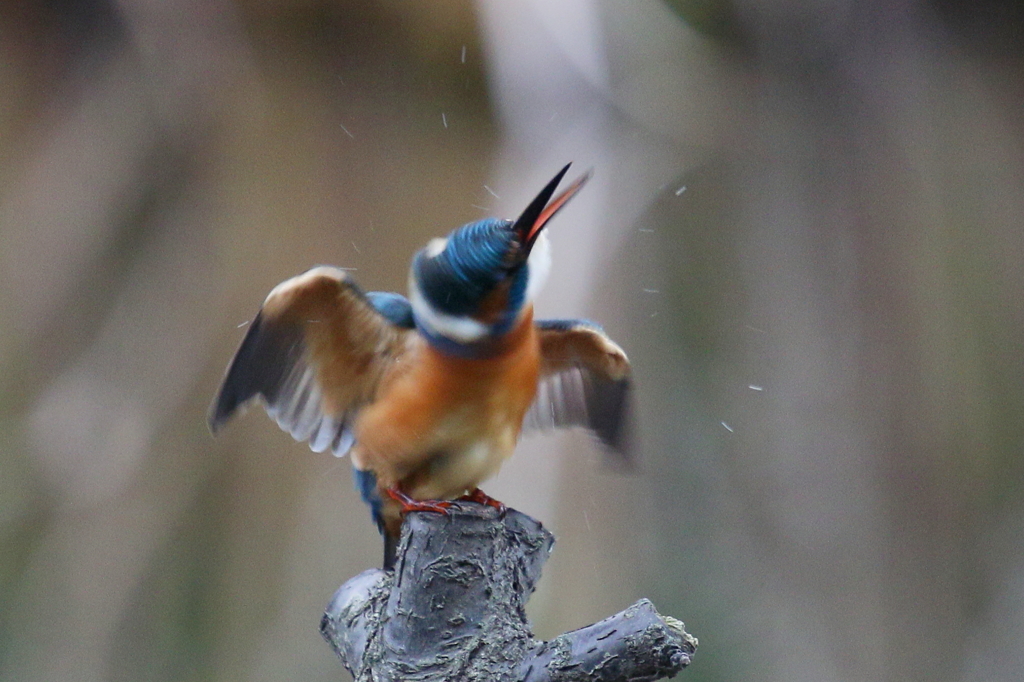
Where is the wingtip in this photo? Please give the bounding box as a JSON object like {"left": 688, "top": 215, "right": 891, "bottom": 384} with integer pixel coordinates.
{"left": 595, "top": 376, "right": 637, "bottom": 470}
{"left": 207, "top": 396, "right": 232, "bottom": 435}
{"left": 207, "top": 363, "right": 252, "bottom": 435}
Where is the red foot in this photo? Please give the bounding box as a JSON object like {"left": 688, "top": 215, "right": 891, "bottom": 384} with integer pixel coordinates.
{"left": 384, "top": 487, "right": 453, "bottom": 515}
{"left": 459, "top": 488, "right": 507, "bottom": 515}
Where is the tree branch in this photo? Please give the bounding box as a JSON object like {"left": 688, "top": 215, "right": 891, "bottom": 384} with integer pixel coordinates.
{"left": 321, "top": 502, "right": 696, "bottom": 682}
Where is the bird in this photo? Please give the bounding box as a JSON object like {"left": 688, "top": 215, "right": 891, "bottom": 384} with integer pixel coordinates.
{"left": 208, "top": 163, "right": 632, "bottom": 568}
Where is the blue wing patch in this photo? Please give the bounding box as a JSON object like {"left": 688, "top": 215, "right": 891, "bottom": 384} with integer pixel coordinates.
{"left": 366, "top": 291, "right": 415, "bottom": 329}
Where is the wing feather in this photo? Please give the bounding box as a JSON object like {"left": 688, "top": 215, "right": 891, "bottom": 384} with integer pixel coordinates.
{"left": 524, "top": 319, "right": 633, "bottom": 463}
{"left": 209, "top": 266, "right": 411, "bottom": 457}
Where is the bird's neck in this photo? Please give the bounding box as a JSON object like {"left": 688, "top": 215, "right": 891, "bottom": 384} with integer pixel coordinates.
{"left": 417, "top": 307, "right": 534, "bottom": 361}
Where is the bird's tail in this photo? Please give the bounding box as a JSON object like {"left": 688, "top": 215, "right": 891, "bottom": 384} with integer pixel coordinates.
{"left": 353, "top": 467, "right": 396, "bottom": 568}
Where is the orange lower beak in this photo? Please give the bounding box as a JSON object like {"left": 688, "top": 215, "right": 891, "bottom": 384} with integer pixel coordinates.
{"left": 512, "top": 163, "right": 592, "bottom": 257}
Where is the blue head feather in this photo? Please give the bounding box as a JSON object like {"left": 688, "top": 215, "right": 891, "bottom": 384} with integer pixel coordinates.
{"left": 412, "top": 218, "right": 518, "bottom": 318}
{"left": 410, "top": 217, "right": 543, "bottom": 357}
{"left": 409, "top": 166, "right": 586, "bottom": 358}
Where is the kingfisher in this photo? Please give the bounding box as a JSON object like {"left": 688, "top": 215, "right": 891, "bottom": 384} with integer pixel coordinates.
{"left": 209, "top": 164, "right": 632, "bottom": 568}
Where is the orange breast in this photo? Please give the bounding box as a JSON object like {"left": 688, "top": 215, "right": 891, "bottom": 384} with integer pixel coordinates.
{"left": 353, "top": 309, "right": 540, "bottom": 497}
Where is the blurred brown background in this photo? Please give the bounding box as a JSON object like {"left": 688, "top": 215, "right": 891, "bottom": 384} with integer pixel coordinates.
{"left": 3, "top": 1, "right": 1024, "bottom": 680}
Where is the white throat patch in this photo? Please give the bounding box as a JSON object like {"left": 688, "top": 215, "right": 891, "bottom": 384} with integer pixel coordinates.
{"left": 525, "top": 231, "right": 552, "bottom": 303}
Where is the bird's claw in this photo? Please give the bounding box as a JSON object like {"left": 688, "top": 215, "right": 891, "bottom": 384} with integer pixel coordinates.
{"left": 384, "top": 487, "right": 506, "bottom": 518}
{"left": 385, "top": 487, "right": 453, "bottom": 516}
{"left": 459, "top": 488, "right": 507, "bottom": 517}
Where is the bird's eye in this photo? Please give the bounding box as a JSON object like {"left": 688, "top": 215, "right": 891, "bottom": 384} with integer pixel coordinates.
{"left": 425, "top": 237, "right": 448, "bottom": 258}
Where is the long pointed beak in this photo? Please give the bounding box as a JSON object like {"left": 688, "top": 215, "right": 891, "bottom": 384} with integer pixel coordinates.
{"left": 512, "top": 163, "right": 592, "bottom": 256}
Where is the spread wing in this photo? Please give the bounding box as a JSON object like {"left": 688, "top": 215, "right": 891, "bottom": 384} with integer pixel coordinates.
{"left": 523, "top": 319, "right": 633, "bottom": 464}
{"left": 208, "top": 266, "right": 414, "bottom": 457}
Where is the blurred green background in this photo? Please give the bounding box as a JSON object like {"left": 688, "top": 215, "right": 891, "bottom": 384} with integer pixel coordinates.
{"left": 3, "top": 1, "right": 1024, "bottom": 680}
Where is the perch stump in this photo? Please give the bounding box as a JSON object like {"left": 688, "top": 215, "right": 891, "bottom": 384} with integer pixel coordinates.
{"left": 321, "top": 502, "right": 696, "bottom": 681}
